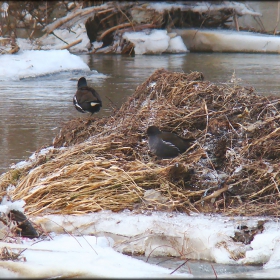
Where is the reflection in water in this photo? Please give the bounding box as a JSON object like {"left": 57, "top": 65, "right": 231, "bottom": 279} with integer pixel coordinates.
{"left": 1, "top": 53, "right": 280, "bottom": 174}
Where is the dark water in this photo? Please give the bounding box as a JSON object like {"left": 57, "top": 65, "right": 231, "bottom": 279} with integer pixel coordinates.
{"left": 1, "top": 52, "right": 280, "bottom": 174}
{"left": 133, "top": 256, "right": 263, "bottom": 278}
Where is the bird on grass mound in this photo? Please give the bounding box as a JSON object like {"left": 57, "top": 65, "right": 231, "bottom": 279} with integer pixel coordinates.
{"left": 73, "top": 77, "right": 102, "bottom": 115}
{"left": 147, "top": 126, "right": 194, "bottom": 159}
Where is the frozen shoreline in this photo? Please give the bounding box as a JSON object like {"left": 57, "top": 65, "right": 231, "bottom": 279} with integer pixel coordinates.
{"left": 1, "top": 209, "right": 280, "bottom": 277}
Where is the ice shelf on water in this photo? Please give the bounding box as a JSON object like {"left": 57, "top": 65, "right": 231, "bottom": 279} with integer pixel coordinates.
{"left": 122, "top": 29, "right": 188, "bottom": 54}
{"left": 30, "top": 210, "right": 280, "bottom": 268}
{"left": 0, "top": 49, "right": 90, "bottom": 81}
{"left": 1, "top": 202, "right": 280, "bottom": 277}
{"left": 0, "top": 234, "right": 192, "bottom": 278}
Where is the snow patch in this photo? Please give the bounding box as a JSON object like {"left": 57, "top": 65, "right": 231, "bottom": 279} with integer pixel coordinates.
{"left": 123, "top": 29, "right": 188, "bottom": 54}
{"left": 0, "top": 233, "right": 192, "bottom": 278}
{"left": 167, "top": 35, "right": 188, "bottom": 53}
{"left": 0, "top": 196, "right": 25, "bottom": 214}
{"left": 10, "top": 146, "right": 60, "bottom": 171}
{"left": 0, "top": 50, "right": 90, "bottom": 81}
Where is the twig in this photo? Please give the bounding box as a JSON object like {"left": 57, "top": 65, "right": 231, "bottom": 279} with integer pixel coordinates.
{"left": 99, "top": 11, "right": 117, "bottom": 25}
{"left": 117, "top": 4, "right": 135, "bottom": 31}
{"left": 170, "top": 259, "right": 189, "bottom": 275}
{"left": 273, "top": 1, "right": 280, "bottom": 35}
{"left": 252, "top": 15, "right": 266, "bottom": 32}
{"left": 51, "top": 31, "right": 69, "bottom": 45}
{"left": 211, "top": 264, "right": 218, "bottom": 279}
{"left": 45, "top": 218, "right": 98, "bottom": 255}
{"left": 66, "top": 218, "right": 99, "bottom": 254}
{"left": 146, "top": 245, "right": 181, "bottom": 263}
{"left": 204, "top": 100, "right": 209, "bottom": 141}
{"left": 234, "top": 13, "right": 239, "bottom": 31}
{"left": 105, "top": 95, "right": 119, "bottom": 110}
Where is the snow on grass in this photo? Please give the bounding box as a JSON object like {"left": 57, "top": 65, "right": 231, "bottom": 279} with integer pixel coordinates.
{"left": 0, "top": 196, "right": 25, "bottom": 214}
{"left": 10, "top": 146, "right": 58, "bottom": 171}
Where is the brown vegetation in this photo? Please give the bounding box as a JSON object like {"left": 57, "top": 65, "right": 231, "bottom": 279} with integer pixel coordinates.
{"left": 0, "top": 69, "right": 280, "bottom": 217}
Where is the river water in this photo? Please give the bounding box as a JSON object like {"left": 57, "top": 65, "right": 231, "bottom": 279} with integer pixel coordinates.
{"left": 133, "top": 256, "right": 263, "bottom": 278}
{"left": 1, "top": 52, "right": 280, "bottom": 175}
{"left": 1, "top": 52, "right": 280, "bottom": 276}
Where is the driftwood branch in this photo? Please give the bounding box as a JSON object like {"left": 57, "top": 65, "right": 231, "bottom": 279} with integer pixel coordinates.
{"left": 117, "top": 4, "right": 135, "bottom": 31}
{"left": 96, "top": 7, "right": 115, "bottom": 16}
{"left": 39, "top": 5, "right": 111, "bottom": 41}
{"left": 194, "top": 180, "right": 230, "bottom": 205}
{"left": 98, "top": 22, "right": 132, "bottom": 42}
{"left": 60, "top": 38, "right": 82, "bottom": 50}
{"left": 29, "top": 19, "right": 37, "bottom": 39}
{"left": 117, "top": 24, "right": 158, "bottom": 34}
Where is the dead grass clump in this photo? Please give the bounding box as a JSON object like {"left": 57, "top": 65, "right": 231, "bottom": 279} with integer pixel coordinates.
{"left": 1, "top": 68, "right": 280, "bottom": 216}
{"left": 0, "top": 247, "right": 26, "bottom": 262}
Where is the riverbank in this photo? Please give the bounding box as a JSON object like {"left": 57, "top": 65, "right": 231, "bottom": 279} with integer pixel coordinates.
{"left": 4, "top": 1, "right": 280, "bottom": 54}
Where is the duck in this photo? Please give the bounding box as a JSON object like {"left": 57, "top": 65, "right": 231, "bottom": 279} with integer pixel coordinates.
{"left": 73, "top": 77, "right": 102, "bottom": 114}
{"left": 146, "top": 126, "right": 194, "bottom": 159}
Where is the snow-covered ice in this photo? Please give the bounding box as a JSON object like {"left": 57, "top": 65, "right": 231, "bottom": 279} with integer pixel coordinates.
{"left": 38, "top": 23, "right": 90, "bottom": 52}
{"left": 147, "top": 1, "right": 261, "bottom": 16}
{"left": 1, "top": 206, "right": 280, "bottom": 277}
{"left": 0, "top": 49, "right": 90, "bottom": 81}
{"left": 122, "top": 29, "right": 188, "bottom": 55}
{"left": 174, "top": 28, "right": 280, "bottom": 53}
{"left": 0, "top": 229, "right": 192, "bottom": 278}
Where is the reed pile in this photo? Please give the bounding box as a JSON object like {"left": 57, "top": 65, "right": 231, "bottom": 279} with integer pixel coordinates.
{"left": 1, "top": 68, "right": 280, "bottom": 216}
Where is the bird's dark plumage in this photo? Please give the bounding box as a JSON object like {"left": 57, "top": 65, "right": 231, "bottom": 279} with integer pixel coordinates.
{"left": 73, "top": 77, "right": 102, "bottom": 114}
{"left": 147, "top": 126, "right": 194, "bottom": 159}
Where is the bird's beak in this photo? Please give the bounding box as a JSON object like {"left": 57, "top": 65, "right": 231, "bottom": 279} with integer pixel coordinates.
{"left": 90, "top": 102, "right": 99, "bottom": 107}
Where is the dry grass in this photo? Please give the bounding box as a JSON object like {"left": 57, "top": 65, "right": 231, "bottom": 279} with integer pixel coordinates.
{"left": 1, "top": 68, "right": 280, "bottom": 216}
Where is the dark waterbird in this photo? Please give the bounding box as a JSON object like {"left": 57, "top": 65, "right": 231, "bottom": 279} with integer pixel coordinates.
{"left": 147, "top": 126, "right": 194, "bottom": 159}
{"left": 73, "top": 77, "right": 102, "bottom": 114}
